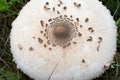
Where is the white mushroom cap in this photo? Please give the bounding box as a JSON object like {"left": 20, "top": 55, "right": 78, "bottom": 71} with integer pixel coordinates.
{"left": 10, "top": 0, "right": 117, "bottom": 80}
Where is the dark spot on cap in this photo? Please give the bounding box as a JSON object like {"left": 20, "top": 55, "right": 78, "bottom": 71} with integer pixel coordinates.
{"left": 97, "top": 37, "right": 102, "bottom": 51}
{"left": 44, "top": 6, "right": 50, "bottom": 10}
{"left": 80, "top": 25, "right": 82, "bottom": 28}
{"left": 85, "top": 18, "right": 89, "bottom": 22}
{"left": 97, "top": 45, "right": 100, "bottom": 51}
{"left": 46, "top": 23, "right": 48, "bottom": 27}
{"left": 87, "top": 36, "right": 92, "bottom": 41}
{"left": 82, "top": 59, "right": 85, "bottom": 63}
{"left": 98, "top": 37, "right": 102, "bottom": 43}
{"left": 46, "top": 2, "right": 49, "bottom": 5}
{"left": 62, "top": 45, "right": 66, "bottom": 48}
{"left": 45, "top": 29, "right": 47, "bottom": 32}
{"left": 64, "top": 15, "right": 67, "bottom": 17}
{"left": 78, "top": 32, "right": 82, "bottom": 37}
{"left": 47, "top": 40, "right": 51, "bottom": 45}
{"left": 58, "top": 0, "right": 63, "bottom": 4}
{"left": 38, "top": 38, "right": 43, "bottom": 43}
{"left": 58, "top": 4, "right": 61, "bottom": 7}
{"left": 67, "top": 42, "right": 71, "bottom": 46}
{"left": 48, "top": 18, "right": 52, "bottom": 22}
{"left": 57, "top": 11, "right": 60, "bottom": 14}
{"left": 47, "top": 15, "right": 78, "bottom": 47}
{"left": 104, "top": 64, "right": 109, "bottom": 69}
{"left": 76, "top": 18, "right": 79, "bottom": 22}
{"left": 40, "top": 20, "right": 44, "bottom": 27}
{"left": 33, "top": 36, "right": 35, "bottom": 39}
{"left": 88, "top": 27, "right": 94, "bottom": 33}
{"left": 70, "top": 15, "right": 73, "bottom": 18}
{"left": 44, "top": 33, "right": 46, "bottom": 37}
{"left": 40, "top": 31, "right": 44, "bottom": 34}
{"left": 49, "top": 47, "right": 52, "bottom": 50}
{"left": 29, "top": 47, "right": 34, "bottom": 51}
{"left": 44, "top": 44, "right": 47, "bottom": 48}
{"left": 46, "top": 36, "right": 48, "bottom": 39}
{"left": 53, "top": 7, "right": 55, "bottom": 12}
{"left": 52, "top": 44, "right": 56, "bottom": 47}
{"left": 18, "top": 44, "right": 23, "bottom": 50}
{"left": 74, "top": 2, "right": 81, "bottom": 7}
{"left": 63, "top": 6, "right": 67, "bottom": 10}
{"left": 53, "top": 24, "right": 70, "bottom": 40}
{"left": 73, "top": 41, "right": 77, "bottom": 44}
{"left": 59, "top": 15, "right": 63, "bottom": 18}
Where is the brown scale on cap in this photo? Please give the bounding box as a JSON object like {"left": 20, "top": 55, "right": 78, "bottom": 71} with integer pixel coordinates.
{"left": 52, "top": 44, "right": 56, "bottom": 47}
{"left": 70, "top": 15, "right": 73, "bottom": 18}
{"left": 88, "top": 27, "right": 94, "bottom": 33}
{"left": 85, "top": 18, "right": 89, "bottom": 22}
{"left": 58, "top": 0, "right": 63, "bottom": 4}
{"left": 76, "top": 18, "right": 79, "bottom": 22}
{"left": 78, "top": 32, "right": 82, "bottom": 37}
{"left": 44, "top": 6, "right": 50, "bottom": 10}
{"left": 64, "top": 15, "right": 67, "bottom": 17}
{"left": 59, "top": 15, "right": 63, "bottom": 18}
{"left": 104, "top": 64, "right": 110, "bottom": 69}
{"left": 76, "top": 18, "right": 80, "bottom": 25}
{"left": 70, "top": 22, "right": 74, "bottom": 26}
{"left": 44, "top": 2, "right": 50, "bottom": 10}
{"left": 62, "top": 45, "right": 67, "bottom": 48}
{"left": 66, "top": 42, "right": 71, "bottom": 47}
{"left": 63, "top": 6, "right": 67, "bottom": 10}
{"left": 73, "top": 41, "right": 77, "bottom": 44}
{"left": 44, "top": 44, "right": 47, "bottom": 48}
{"left": 48, "top": 18, "right": 52, "bottom": 22}
{"left": 33, "top": 36, "right": 35, "bottom": 39}
{"left": 74, "top": 22, "right": 77, "bottom": 25}
{"left": 45, "top": 29, "right": 47, "bottom": 32}
{"left": 46, "top": 23, "right": 48, "bottom": 27}
{"left": 47, "top": 40, "right": 51, "bottom": 45}
{"left": 40, "top": 20, "right": 44, "bottom": 27}
{"left": 18, "top": 44, "right": 23, "bottom": 50}
{"left": 53, "top": 7, "right": 55, "bottom": 12}
{"left": 38, "top": 38, "right": 43, "bottom": 44}
{"left": 46, "top": 36, "right": 48, "bottom": 39}
{"left": 57, "top": 11, "right": 60, "bottom": 14}
{"left": 64, "top": 15, "right": 70, "bottom": 20}
{"left": 97, "top": 37, "right": 103, "bottom": 51}
{"left": 67, "top": 17, "right": 72, "bottom": 21}
{"left": 82, "top": 59, "right": 85, "bottom": 63}
{"left": 98, "top": 37, "right": 102, "bottom": 43}
{"left": 29, "top": 47, "right": 34, "bottom": 51}
{"left": 44, "top": 33, "right": 46, "bottom": 37}
{"left": 97, "top": 45, "right": 100, "bottom": 51}
{"left": 49, "top": 47, "right": 52, "bottom": 50}
{"left": 40, "top": 31, "right": 44, "bottom": 34}
{"left": 45, "top": 2, "right": 49, "bottom": 5}
{"left": 74, "top": 2, "right": 81, "bottom": 8}
{"left": 58, "top": 4, "right": 61, "bottom": 7}
{"left": 87, "top": 36, "right": 92, "bottom": 41}
{"left": 80, "top": 25, "right": 82, "bottom": 28}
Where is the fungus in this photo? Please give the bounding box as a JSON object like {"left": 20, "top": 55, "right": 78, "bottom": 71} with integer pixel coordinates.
{"left": 10, "top": 0, "right": 117, "bottom": 80}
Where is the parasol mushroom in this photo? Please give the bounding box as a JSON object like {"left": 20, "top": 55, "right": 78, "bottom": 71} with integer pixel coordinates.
{"left": 10, "top": 0, "right": 117, "bottom": 80}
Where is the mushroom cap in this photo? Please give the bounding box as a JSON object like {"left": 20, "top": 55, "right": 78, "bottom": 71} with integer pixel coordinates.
{"left": 10, "top": 0, "right": 117, "bottom": 80}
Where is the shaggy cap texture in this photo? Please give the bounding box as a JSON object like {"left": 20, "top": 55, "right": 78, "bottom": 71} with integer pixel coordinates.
{"left": 10, "top": 0, "right": 117, "bottom": 80}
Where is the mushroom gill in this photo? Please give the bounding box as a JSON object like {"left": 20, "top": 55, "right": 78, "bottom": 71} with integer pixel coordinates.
{"left": 10, "top": 0, "right": 117, "bottom": 80}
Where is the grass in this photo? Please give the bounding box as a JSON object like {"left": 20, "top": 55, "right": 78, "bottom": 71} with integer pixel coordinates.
{"left": 0, "top": 0, "right": 120, "bottom": 80}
